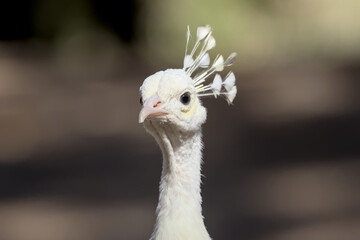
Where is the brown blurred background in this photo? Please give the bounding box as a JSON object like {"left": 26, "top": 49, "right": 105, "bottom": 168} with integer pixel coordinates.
{"left": 0, "top": 0, "right": 359, "bottom": 240}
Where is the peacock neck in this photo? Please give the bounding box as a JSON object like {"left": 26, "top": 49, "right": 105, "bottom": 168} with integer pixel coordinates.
{"left": 146, "top": 121, "right": 211, "bottom": 240}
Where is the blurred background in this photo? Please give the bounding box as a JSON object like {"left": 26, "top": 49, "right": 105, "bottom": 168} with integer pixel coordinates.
{"left": 0, "top": 0, "right": 359, "bottom": 239}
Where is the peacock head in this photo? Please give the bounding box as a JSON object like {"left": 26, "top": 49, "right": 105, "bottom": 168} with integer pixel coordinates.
{"left": 139, "top": 25, "right": 237, "bottom": 132}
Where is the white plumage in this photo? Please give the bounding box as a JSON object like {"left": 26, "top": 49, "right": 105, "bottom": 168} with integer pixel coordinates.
{"left": 223, "top": 72, "right": 236, "bottom": 92}
{"left": 139, "top": 25, "right": 237, "bottom": 240}
{"left": 211, "top": 74, "right": 222, "bottom": 97}
{"left": 183, "top": 55, "right": 194, "bottom": 69}
{"left": 199, "top": 53, "right": 210, "bottom": 68}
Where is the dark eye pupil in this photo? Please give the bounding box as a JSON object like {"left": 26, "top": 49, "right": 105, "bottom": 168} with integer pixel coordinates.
{"left": 140, "top": 97, "right": 143, "bottom": 105}
{"left": 180, "top": 92, "right": 191, "bottom": 105}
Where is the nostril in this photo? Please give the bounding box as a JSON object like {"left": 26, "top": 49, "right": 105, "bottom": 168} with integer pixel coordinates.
{"left": 153, "top": 101, "right": 162, "bottom": 108}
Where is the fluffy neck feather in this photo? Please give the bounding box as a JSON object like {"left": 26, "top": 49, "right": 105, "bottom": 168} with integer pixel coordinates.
{"left": 145, "top": 121, "right": 211, "bottom": 240}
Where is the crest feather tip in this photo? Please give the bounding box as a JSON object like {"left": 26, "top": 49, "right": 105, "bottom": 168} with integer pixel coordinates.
{"left": 182, "top": 25, "right": 237, "bottom": 104}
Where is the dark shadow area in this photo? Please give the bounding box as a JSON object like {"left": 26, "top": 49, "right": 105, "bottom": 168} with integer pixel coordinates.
{"left": 0, "top": 136, "right": 161, "bottom": 203}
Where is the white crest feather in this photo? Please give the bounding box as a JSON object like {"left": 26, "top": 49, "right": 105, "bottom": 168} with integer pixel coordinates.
{"left": 182, "top": 25, "right": 238, "bottom": 104}
{"left": 213, "top": 55, "right": 224, "bottom": 71}
{"left": 184, "top": 55, "right": 194, "bottom": 69}
{"left": 199, "top": 53, "right": 210, "bottom": 68}
{"left": 185, "top": 26, "right": 191, "bottom": 54}
{"left": 223, "top": 71, "right": 235, "bottom": 91}
{"left": 197, "top": 25, "right": 211, "bottom": 41}
{"left": 224, "top": 52, "right": 237, "bottom": 66}
{"left": 226, "top": 86, "right": 237, "bottom": 104}
{"left": 211, "top": 74, "right": 222, "bottom": 97}
{"left": 205, "top": 36, "right": 216, "bottom": 51}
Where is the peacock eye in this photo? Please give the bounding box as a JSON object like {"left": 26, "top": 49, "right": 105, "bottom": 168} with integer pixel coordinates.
{"left": 140, "top": 97, "right": 143, "bottom": 105}
{"left": 180, "top": 92, "right": 191, "bottom": 105}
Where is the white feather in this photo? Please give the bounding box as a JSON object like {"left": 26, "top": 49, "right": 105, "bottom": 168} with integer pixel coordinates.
{"left": 223, "top": 72, "right": 235, "bottom": 91}
{"left": 199, "top": 53, "right": 210, "bottom": 68}
{"left": 205, "top": 36, "right": 216, "bottom": 51}
{"left": 211, "top": 74, "right": 222, "bottom": 97}
{"left": 196, "top": 25, "right": 211, "bottom": 41}
{"left": 213, "top": 55, "right": 224, "bottom": 71}
{"left": 226, "top": 85, "right": 237, "bottom": 104}
{"left": 184, "top": 55, "right": 194, "bottom": 69}
{"left": 185, "top": 25, "right": 191, "bottom": 55}
{"left": 224, "top": 52, "right": 237, "bottom": 66}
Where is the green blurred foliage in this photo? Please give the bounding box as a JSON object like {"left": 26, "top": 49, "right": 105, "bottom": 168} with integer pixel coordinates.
{"left": 139, "top": 0, "right": 360, "bottom": 70}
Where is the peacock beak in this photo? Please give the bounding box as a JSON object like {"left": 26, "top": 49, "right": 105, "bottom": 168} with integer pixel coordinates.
{"left": 139, "top": 95, "right": 168, "bottom": 123}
